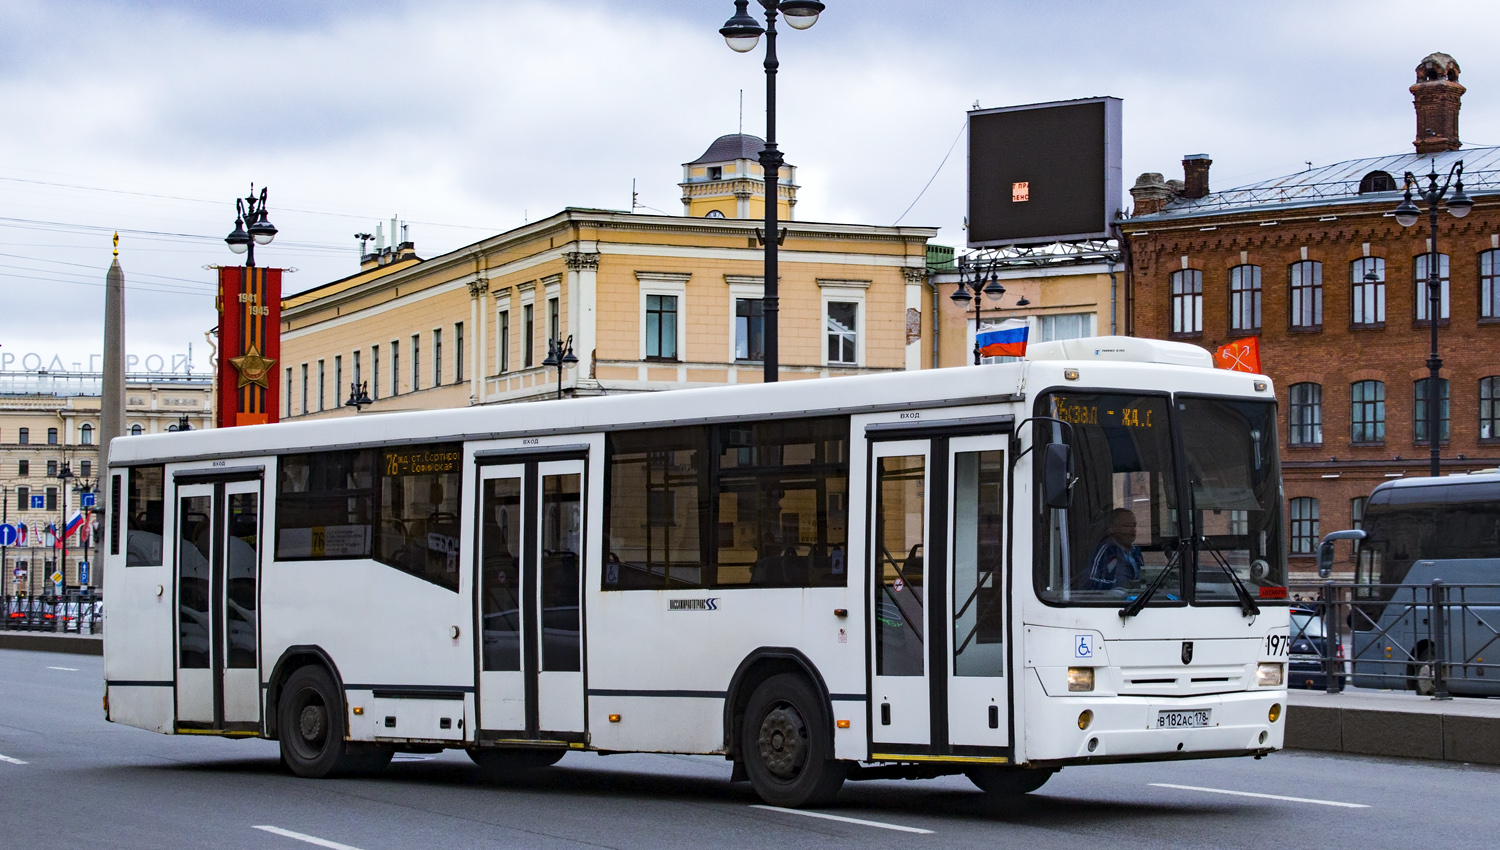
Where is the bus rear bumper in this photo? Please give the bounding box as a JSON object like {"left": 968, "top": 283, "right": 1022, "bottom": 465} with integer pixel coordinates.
{"left": 1022, "top": 684, "right": 1287, "bottom": 765}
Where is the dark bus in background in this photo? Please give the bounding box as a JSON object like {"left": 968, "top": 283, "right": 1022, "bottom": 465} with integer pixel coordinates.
{"left": 1346, "top": 471, "right": 1500, "bottom": 695}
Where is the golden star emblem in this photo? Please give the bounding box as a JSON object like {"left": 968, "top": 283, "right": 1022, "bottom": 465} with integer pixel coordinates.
{"left": 228, "top": 343, "right": 276, "bottom": 389}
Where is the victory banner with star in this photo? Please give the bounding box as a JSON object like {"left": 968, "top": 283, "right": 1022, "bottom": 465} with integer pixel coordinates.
{"left": 217, "top": 266, "right": 282, "bottom": 428}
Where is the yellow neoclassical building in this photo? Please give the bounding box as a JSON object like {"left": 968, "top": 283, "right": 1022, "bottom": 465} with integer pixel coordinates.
{"left": 678, "top": 133, "right": 797, "bottom": 221}
{"left": 280, "top": 205, "right": 937, "bottom": 415}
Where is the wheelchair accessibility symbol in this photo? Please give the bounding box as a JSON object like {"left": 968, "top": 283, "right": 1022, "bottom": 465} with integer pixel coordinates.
{"left": 1074, "top": 634, "right": 1093, "bottom": 659}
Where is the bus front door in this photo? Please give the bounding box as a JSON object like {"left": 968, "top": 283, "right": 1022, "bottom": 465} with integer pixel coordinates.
{"left": 869, "top": 433, "right": 1010, "bottom": 757}
{"left": 173, "top": 477, "right": 262, "bottom": 733}
{"left": 475, "top": 458, "right": 587, "bottom": 745}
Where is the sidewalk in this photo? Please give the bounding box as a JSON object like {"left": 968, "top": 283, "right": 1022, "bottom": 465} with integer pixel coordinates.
{"left": 1286, "top": 688, "right": 1500, "bottom": 765}
{"left": 0, "top": 632, "right": 103, "bottom": 655}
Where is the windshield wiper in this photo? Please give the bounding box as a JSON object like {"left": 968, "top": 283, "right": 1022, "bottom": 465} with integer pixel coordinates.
{"left": 1197, "top": 535, "right": 1261, "bottom": 617}
{"left": 1119, "top": 539, "right": 1184, "bottom": 620}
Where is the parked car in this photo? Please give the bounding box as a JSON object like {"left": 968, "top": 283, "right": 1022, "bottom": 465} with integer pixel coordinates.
{"left": 1289, "top": 606, "right": 1344, "bottom": 689}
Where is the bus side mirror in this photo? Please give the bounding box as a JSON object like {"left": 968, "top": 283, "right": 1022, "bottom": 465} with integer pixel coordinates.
{"left": 1043, "top": 443, "right": 1071, "bottom": 509}
{"left": 1317, "top": 529, "right": 1366, "bottom": 578}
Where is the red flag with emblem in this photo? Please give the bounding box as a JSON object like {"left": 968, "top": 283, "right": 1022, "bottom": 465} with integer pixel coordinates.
{"left": 1215, "top": 337, "right": 1261, "bottom": 373}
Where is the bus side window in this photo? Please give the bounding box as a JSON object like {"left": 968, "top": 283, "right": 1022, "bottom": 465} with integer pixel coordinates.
{"left": 125, "top": 465, "right": 165, "bottom": 567}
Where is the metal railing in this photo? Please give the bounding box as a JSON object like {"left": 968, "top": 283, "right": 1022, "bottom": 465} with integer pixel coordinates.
{"left": 2, "top": 593, "right": 103, "bottom": 635}
{"left": 1288, "top": 581, "right": 1500, "bottom": 700}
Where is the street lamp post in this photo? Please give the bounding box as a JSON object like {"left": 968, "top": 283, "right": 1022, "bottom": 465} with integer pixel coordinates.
{"left": 74, "top": 478, "right": 97, "bottom": 597}
{"left": 542, "top": 335, "right": 579, "bottom": 401}
{"left": 345, "top": 381, "right": 373, "bottom": 412}
{"left": 949, "top": 257, "right": 1031, "bottom": 365}
{"left": 720, "top": 0, "right": 824, "bottom": 384}
{"left": 1393, "top": 160, "right": 1472, "bottom": 478}
{"left": 55, "top": 462, "right": 74, "bottom": 599}
{"left": 224, "top": 185, "right": 278, "bottom": 267}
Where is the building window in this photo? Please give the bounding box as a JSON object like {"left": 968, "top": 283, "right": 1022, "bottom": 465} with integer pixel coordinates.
{"left": 433, "top": 328, "right": 442, "bottom": 386}
{"left": 17, "top": 460, "right": 28, "bottom": 477}
{"left": 16, "top": 486, "right": 28, "bottom": 508}
{"left": 18, "top": 427, "right": 28, "bottom": 444}
{"left": 80, "top": 460, "right": 90, "bottom": 479}
{"left": 410, "top": 335, "right": 420, "bottom": 390}
{"left": 548, "top": 297, "right": 560, "bottom": 345}
{"left": 735, "top": 298, "right": 765, "bottom": 361}
{"left": 1351, "top": 380, "right": 1386, "bottom": 443}
{"left": 47, "top": 460, "right": 57, "bottom": 477}
{"left": 1289, "top": 382, "right": 1322, "bottom": 446}
{"left": 1482, "top": 376, "right": 1500, "bottom": 441}
{"left": 47, "top": 428, "right": 57, "bottom": 445}
{"left": 334, "top": 355, "right": 342, "bottom": 403}
{"left": 1413, "top": 253, "right": 1450, "bottom": 323}
{"left": 371, "top": 346, "right": 380, "bottom": 400}
{"left": 352, "top": 351, "right": 362, "bottom": 395}
{"left": 826, "top": 302, "right": 857, "bottom": 364}
{"left": 645, "top": 294, "right": 679, "bottom": 360}
{"left": 46, "top": 486, "right": 57, "bottom": 512}
{"left": 1414, "top": 377, "right": 1450, "bottom": 443}
{"left": 390, "top": 341, "right": 399, "bottom": 396}
{"left": 130, "top": 424, "right": 142, "bottom": 436}
{"left": 523, "top": 304, "right": 534, "bottom": 368}
{"left": 1170, "top": 269, "right": 1202, "bottom": 335}
{"left": 285, "top": 368, "right": 293, "bottom": 417}
{"left": 498, "top": 310, "right": 511, "bottom": 374}
{"left": 1290, "top": 497, "right": 1319, "bottom": 555}
{"left": 455, "top": 322, "right": 464, "bottom": 382}
{"left": 1037, "top": 312, "right": 1094, "bottom": 341}
{"left": 1358, "top": 171, "right": 1397, "bottom": 194}
{"left": 1289, "top": 260, "right": 1323, "bottom": 330}
{"left": 300, "top": 364, "right": 309, "bottom": 414}
{"left": 1350, "top": 258, "right": 1385, "bottom": 326}
{"left": 318, "top": 360, "right": 326, "bottom": 411}
{"left": 80, "top": 424, "right": 93, "bottom": 445}
{"left": 1483, "top": 250, "right": 1500, "bottom": 320}
{"left": 1351, "top": 496, "right": 1368, "bottom": 531}
{"left": 1229, "top": 264, "right": 1262, "bottom": 333}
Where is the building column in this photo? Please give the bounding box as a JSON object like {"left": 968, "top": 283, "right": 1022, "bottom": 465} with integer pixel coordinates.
{"left": 565, "top": 251, "right": 600, "bottom": 379}
{"left": 467, "top": 276, "right": 487, "bottom": 404}
{"left": 903, "top": 267, "right": 925, "bottom": 371}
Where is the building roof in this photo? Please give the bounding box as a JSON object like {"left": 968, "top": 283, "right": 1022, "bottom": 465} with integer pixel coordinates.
{"left": 687, "top": 133, "right": 778, "bottom": 165}
{"left": 1130, "top": 145, "right": 1500, "bottom": 222}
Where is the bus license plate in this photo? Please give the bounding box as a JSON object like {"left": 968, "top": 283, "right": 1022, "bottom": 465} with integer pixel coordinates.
{"left": 1156, "top": 709, "right": 1211, "bottom": 729}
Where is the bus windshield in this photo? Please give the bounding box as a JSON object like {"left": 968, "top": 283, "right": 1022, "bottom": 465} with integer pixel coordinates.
{"left": 1035, "top": 392, "right": 1286, "bottom": 606}
{"left": 1035, "top": 392, "right": 1183, "bottom": 605}
{"left": 1177, "top": 396, "right": 1287, "bottom": 602}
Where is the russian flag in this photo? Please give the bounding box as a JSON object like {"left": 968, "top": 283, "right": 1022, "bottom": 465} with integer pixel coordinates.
{"left": 61, "top": 512, "right": 86, "bottom": 546}
{"left": 977, "top": 325, "right": 1029, "bottom": 358}
{"left": 16, "top": 523, "right": 26, "bottom": 546}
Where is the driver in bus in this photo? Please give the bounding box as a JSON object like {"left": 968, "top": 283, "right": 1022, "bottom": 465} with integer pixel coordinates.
{"left": 1084, "top": 508, "right": 1145, "bottom": 592}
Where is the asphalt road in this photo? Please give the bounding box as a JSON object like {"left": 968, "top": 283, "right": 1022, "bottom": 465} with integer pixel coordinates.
{"left": 1, "top": 648, "right": 1495, "bottom": 850}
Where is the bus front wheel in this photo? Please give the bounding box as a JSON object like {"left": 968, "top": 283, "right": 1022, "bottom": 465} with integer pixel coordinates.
{"left": 741, "top": 673, "right": 847, "bottom": 808}
{"left": 278, "top": 665, "right": 391, "bottom": 778}
{"left": 966, "top": 766, "right": 1057, "bottom": 796}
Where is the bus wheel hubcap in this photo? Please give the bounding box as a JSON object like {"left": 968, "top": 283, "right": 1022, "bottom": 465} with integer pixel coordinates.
{"left": 757, "top": 705, "right": 806, "bottom": 780}
{"left": 299, "top": 704, "right": 326, "bottom": 744}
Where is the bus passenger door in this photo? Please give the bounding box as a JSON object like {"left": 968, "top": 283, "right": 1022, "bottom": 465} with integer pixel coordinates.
{"left": 945, "top": 436, "right": 1009, "bottom": 749}
{"left": 870, "top": 440, "right": 931, "bottom": 747}
{"left": 475, "top": 457, "right": 586, "bottom": 743}
{"left": 174, "top": 476, "right": 263, "bottom": 732}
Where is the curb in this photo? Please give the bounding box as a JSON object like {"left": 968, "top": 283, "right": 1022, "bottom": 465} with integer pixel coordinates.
{"left": 1286, "top": 699, "right": 1500, "bottom": 766}
{"left": 0, "top": 633, "right": 104, "bottom": 656}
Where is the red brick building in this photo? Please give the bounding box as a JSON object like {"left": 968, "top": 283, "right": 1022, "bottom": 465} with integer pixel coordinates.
{"left": 1121, "top": 53, "right": 1500, "bottom": 578}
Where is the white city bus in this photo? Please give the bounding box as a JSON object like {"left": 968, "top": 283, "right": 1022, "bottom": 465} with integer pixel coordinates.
{"left": 102, "top": 337, "right": 1290, "bottom": 807}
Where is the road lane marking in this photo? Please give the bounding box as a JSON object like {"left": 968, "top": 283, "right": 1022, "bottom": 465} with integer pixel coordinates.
{"left": 0, "top": 754, "right": 28, "bottom": 765}
{"left": 750, "top": 805, "right": 935, "bottom": 834}
{"left": 253, "top": 826, "right": 366, "bottom": 849}
{"left": 1149, "top": 783, "right": 1369, "bottom": 809}
{"left": 47, "top": 666, "right": 78, "bottom": 671}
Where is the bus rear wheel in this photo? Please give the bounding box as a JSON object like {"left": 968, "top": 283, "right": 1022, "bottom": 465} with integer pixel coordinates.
{"left": 468, "top": 747, "right": 566, "bottom": 775}
{"left": 741, "top": 674, "right": 846, "bottom": 808}
{"left": 278, "top": 665, "right": 391, "bottom": 778}
{"left": 966, "top": 766, "right": 1057, "bottom": 796}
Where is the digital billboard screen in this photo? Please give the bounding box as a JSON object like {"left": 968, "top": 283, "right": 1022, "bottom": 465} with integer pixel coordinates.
{"left": 967, "top": 97, "right": 1122, "bottom": 248}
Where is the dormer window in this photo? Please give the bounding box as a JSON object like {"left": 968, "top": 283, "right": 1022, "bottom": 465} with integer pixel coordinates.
{"left": 1358, "top": 171, "right": 1397, "bottom": 194}
{"left": 705, "top": 210, "right": 726, "bottom": 219}
{"left": 707, "top": 166, "right": 723, "bottom": 180}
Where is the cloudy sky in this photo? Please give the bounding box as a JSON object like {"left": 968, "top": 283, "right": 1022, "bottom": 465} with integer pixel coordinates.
{"left": 2, "top": 0, "right": 1499, "bottom": 372}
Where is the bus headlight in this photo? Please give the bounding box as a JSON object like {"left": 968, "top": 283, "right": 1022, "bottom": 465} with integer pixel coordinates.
{"left": 1068, "top": 667, "right": 1095, "bottom": 692}
{"left": 1256, "top": 662, "right": 1284, "bottom": 687}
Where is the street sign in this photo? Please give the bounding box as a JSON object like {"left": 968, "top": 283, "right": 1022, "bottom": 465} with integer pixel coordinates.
{"left": 78, "top": 561, "right": 89, "bottom": 585}
{"left": 0, "top": 524, "right": 15, "bottom": 546}
{"left": 50, "top": 571, "right": 62, "bottom": 584}
{"left": 29, "top": 495, "right": 44, "bottom": 509}
{"left": 12, "top": 567, "right": 23, "bottom": 579}
{"left": 82, "top": 493, "right": 97, "bottom": 508}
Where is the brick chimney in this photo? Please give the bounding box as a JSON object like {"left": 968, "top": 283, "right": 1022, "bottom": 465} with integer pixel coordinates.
{"left": 1182, "top": 154, "right": 1212, "bottom": 199}
{"left": 1412, "top": 52, "right": 1464, "bottom": 154}
{"left": 1130, "top": 173, "right": 1173, "bottom": 216}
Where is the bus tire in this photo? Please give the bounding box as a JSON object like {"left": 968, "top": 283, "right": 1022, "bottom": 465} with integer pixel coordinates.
{"left": 966, "top": 766, "right": 1056, "bottom": 796}
{"left": 741, "top": 673, "right": 846, "bottom": 808}
{"left": 468, "top": 747, "right": 565, "bottom": 775}
{"left": 277, "top": 664, "right": 373, "bottom": 778}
